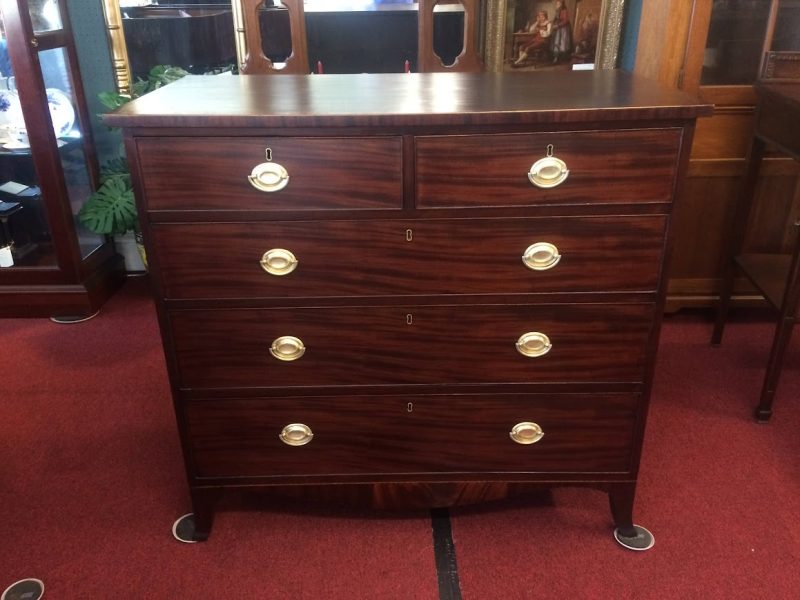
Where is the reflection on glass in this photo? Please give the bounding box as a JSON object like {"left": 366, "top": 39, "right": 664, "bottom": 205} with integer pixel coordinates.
{"left": 701, "top": 0, "right": 772, "bottom": 86}
{"left": 120, "top": 1, "right": 237, "bottom": 80}
{"left": 0, "top": 18, "right": 56, "bottom": 267}
{"left": 28, "top": 0, "right": 63, "bottom": 33}
{"left": 772, "top": 2, "right": 800, "bottom": 52}
{"left": 37, "top": 48, "right": 102, "bottom": 259}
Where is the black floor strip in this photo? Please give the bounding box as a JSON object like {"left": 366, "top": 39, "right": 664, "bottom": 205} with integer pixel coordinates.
{"left": 430, "top": 508, "right": 463, "bottom": 600}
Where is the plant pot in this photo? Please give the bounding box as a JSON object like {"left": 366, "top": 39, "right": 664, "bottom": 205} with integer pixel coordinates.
{"left": 114, "top": 231, "right": 147, "bottom": 272}
{"left": 134, "top": 230, "right": 148, "bottom": 269}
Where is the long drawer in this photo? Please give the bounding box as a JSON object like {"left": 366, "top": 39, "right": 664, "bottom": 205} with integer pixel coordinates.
{"left": 186, "top": 393, "right": 638, "bottom": 478}
{"left": 170, "top": 303, "right": 654, "bottom": 388}
{"left": 136, "top": 136, "right": 403, "bottom": 211}
{"left": 416, "top": 129, "right": 682, "bottom": 208}
{"left": 153, "top": 216, "right": 667, "bottom": 299}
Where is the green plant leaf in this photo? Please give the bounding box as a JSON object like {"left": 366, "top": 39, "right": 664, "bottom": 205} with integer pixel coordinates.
{"left": 100, "top": 157, "right": 131, "bottom": 182}
{"left": 98, "top": 91, "right": 132, "bottom": 110}
{"left": 131, "top": 79, "right": 149, "bottom": 99}
{"left": 78, "top": 176, "right": 137, "bottom": 236}
{"left": 83, "top": 64, "right": 189, "bottom": 236}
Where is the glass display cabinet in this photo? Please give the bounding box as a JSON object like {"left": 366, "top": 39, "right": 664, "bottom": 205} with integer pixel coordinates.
{"left": 0, "top": 0, "right": 124, "bottom": 319}
{"left": 635, "top": 0, "right": 800, "bottom": 311}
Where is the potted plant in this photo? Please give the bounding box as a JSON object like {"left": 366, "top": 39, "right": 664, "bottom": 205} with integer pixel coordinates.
{"left": 78, "top": 65, "right": 189, "bottom": 268}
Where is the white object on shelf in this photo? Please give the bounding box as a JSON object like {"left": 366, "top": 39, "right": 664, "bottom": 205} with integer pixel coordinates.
{"left": 114, "top": 231, "right": 146, "bottom": 272}
{"left": 0, "top": 245, "right": 13, "bottom": 267}
{"left": 46, "top": 88, "right": 75, "bottom": 137}
{"left": 0, "top": 181, "right": 29, "bottom": 194}
{"left": 0, "top": 90, "right": 22, "bottom": 128}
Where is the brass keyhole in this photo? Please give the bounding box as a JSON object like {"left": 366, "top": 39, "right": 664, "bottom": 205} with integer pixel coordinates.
{"left": 406, "top": 229, "right": 413, "bottom": 242}
{"left": 407, "top": 402, "right": 413, "bottom": 412}
{"left": 406, "top": 314, "right": 413, "bottom": 325}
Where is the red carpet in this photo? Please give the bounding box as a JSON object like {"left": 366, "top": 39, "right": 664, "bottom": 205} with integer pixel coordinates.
{"left": 2, "top": 278, "right": 799, "bottom": 598}
{"left": 451, "top": 312, "right": 800, "bottom": 599}
{"left": 0, "top": 278, "right": 438, "bottom": 599}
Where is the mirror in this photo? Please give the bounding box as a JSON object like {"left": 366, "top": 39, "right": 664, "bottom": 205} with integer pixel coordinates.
{"left": 102, "top": 0, "right": 239, "bottom": 92}
{"left": 101, "top": 1, "right": 485, "bottom": 90}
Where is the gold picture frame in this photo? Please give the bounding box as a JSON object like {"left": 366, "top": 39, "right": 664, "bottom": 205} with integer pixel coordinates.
{"left": 484, "top": 0, "right": 625, "bottom": 72}
{"left": 100, "top": 0, "right": 132, "bottom": 94}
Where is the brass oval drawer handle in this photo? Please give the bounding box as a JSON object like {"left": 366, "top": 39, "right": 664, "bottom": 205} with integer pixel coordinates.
{"left": 248, "top": 161, "right": 289, "bottom": 192}
{"left": 260, "top": 248, "right": 298, "bottom": 276}
{"left": 516, "top": 332, "right": 551, "bottom": 358}
{"left": 269, "top": 336, "right": 305, "bottom": 361}
{"left": 528, "top": 145, "right": 569, "bottom": 189}
{"left": 280, "top": 423, "right": 314, "bottom": 446}
{"left": 522, "top": 242, "right": 561, "bottom": 271}
{"left": 510, "top": 422, "right": 544, "bottom": 445}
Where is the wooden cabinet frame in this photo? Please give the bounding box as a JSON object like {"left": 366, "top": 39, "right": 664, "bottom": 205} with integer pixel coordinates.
{"left": 636, "top": 0, "right": 800, "bottom": 311}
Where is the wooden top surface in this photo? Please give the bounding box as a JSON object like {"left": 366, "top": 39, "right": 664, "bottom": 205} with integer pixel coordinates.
{"left": 105, "top": 70, "right": 712, "bottom": 129}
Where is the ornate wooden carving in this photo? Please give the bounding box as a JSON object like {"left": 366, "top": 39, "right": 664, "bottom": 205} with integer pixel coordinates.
{"left": 418, "top": 0, "right": 482, "bottom": 72}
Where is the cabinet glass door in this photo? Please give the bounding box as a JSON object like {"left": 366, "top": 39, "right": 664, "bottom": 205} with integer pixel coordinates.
{"left": 0, "top": 0, "right": 103, "bottom": 270}
{"left": 36, "top": 44, "right": 104, "bottom": 259}
{"left": 772, "top": 0, "right": 800, "bottom": 51}
{"left": 27, "top": 0, "right": 60, "bottom": 32}
{"left": 0, "top": 13, "right": 56, "bottom": 267}
{"left": 701, "top": 0, "right": 773, "bottom": 86}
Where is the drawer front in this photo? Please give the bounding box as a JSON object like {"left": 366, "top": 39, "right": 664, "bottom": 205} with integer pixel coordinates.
{"left": 416, "top": 129, "right": 682, "bottom": 208}
{"left": 136, "top": 137, "right": 403, "bottom": 211}
{"left": 186, "top": 393, "right": 638, "bottom": 478}
{"left": 170, "top": 303, "right": 653, "bottom": 388}
{"left": 153, "top": 216, "right": 667, "bottom": 299}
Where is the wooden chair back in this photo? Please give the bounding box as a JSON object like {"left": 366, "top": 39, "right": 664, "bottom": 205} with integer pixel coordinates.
{"left": 239, "top": 0, "right": 309, "bottom": 74}
{"left": 417, "top": 0, "right": 483, "bottom": 72}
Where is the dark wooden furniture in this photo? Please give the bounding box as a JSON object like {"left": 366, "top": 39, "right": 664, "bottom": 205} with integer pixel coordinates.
{"left": 0, "top": 0, "right": 124, "bottom": 318}
{"left": 712, "top": 83, "right": 800, "bottom": 422}
{"left": 635, "top": 0, "right": 800, "bottom": 311}
{"left": 241, "top": 0, "right": 309, "bottom": 74}
{"left": 239, "top": 1, "right": 480, "bottom": 75}
{"left": 417, "top": 0, "right": 482, "bottom": 72}
{"left": 119, "top": 4, "right": 237, "bottom": 80}
{"left": 107, "top": 71, "right": 709, "bottom": 546}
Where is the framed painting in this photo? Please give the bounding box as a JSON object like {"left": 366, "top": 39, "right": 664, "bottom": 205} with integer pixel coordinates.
{"left": 484, "top": 0, "right": 626, "bottom": 72}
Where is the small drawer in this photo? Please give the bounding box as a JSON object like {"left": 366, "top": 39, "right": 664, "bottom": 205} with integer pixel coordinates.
{"left": 186, "top": 393, "right": 638, "bottom": 479}
{"left": 415, "top": 128, "right": 682, "bottom": 208}
{"left": 152, "top": 216, "right": 667, "bottom": 299}
{"left": 136, "top": 136, "right": 403, "bottom": 211}
{"left": 170, "top": 303, "right": 654, "bottom": 389}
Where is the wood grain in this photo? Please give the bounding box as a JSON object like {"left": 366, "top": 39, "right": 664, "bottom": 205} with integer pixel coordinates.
{"left": 633, "top": 0, "right": 696, "bottom": 90}
{"left": 152, "top": 216, "right": 667, "bottom": 299}
{"left": 415, "top": 129, "right": 682, "bottom": 207}
{"left": 169, "top": 303, "right": 654, "bottom": 388}
{"left": 104, "top": 71, "right": 712, "bottom": 129}
{"left": 136, "top": 136, "right": 402, "bottom": 211}
{"left": 185, "top": 393, "right": 638, "bottom": 479}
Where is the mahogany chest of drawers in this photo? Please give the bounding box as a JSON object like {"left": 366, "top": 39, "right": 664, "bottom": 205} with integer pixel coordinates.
{"left": 107, "top": 71, "right": 709, "bottom": 546}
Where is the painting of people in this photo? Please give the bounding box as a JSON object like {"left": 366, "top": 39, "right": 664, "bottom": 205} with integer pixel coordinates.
{"left": 505, "top": 0, "right": 604, "bottom": 71}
